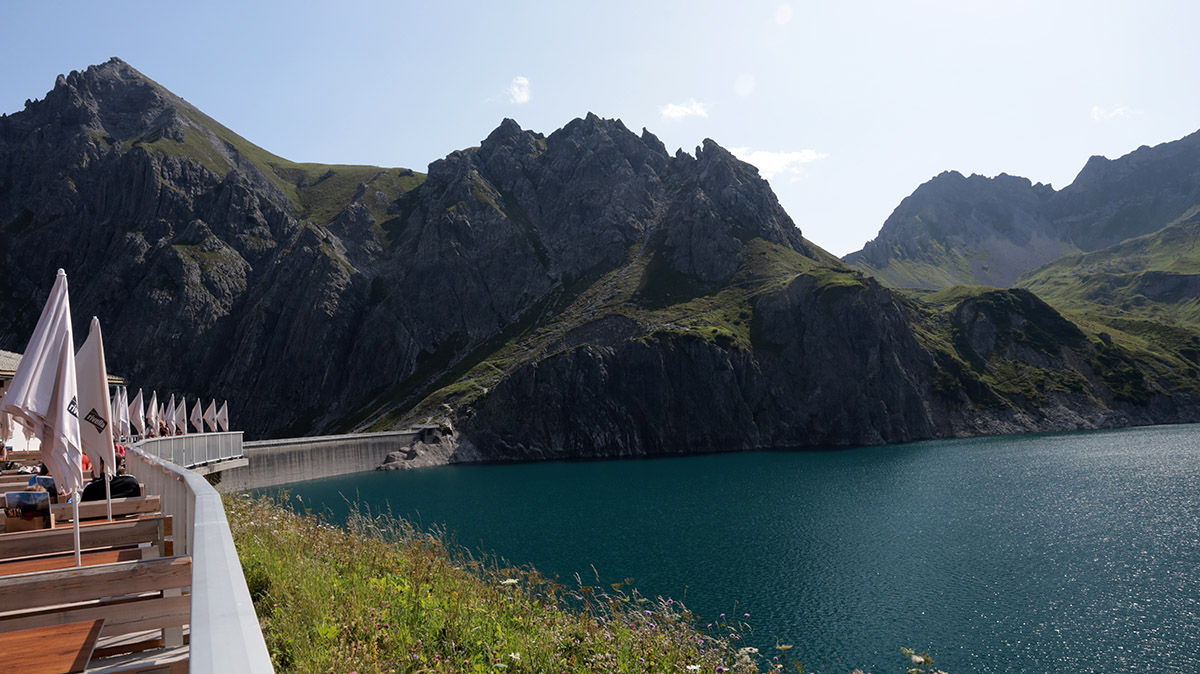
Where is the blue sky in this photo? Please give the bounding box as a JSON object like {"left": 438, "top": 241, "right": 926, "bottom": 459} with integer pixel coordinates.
{"left": 2, "top": 0, "right": 1197, "bottom": 256}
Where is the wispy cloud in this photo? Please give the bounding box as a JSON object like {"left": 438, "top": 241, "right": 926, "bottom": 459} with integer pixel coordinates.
{"left": 775, "top": 3, "right": 793, "bottom": 25}
{"left": 660, "top": 99, "right": 708, "bottom": 120}
{"left": 1091, "top": 105, "right": 1129, "bottom": 121}
{"left": 729, "top": 147, "right": 828, "bottom": 180}
{"left": 507, "top": 76, "right": 531, "bottom": 104}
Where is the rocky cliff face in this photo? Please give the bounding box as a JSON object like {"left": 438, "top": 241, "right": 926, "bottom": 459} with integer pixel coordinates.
{"left": 2, "top": 58, "right": 1196, "bottom": 455}
{"left": 457, "top": 274, "right": 940, "bottom": 458}
{"left": 845, "top": 129, "right": 1200, "bottom": 289}
{"left": 443, "top": 263, "right": 1199, "bottom": 462}
{"left": 0, "top": 59, "right": 816, "bottom": 440}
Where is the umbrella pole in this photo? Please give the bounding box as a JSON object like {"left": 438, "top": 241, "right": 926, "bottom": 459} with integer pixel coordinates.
{"left": 72, "top": 497, "right": 81, "bottom": 566}
{"left": 105, "top": 472, "right": 112, "bottom": 522}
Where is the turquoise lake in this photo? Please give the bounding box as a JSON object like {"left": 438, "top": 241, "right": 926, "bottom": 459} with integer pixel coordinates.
{"left": 271, "top": 424, "right": 1200, "bottom": 673}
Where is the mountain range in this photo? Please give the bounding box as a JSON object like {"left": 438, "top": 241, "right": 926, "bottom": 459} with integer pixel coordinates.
{"left": 844, "top": 130, "right": 1200, "bottom": 289}
{"left": 0, "top": 58, "right": 1196, "bottom": 458}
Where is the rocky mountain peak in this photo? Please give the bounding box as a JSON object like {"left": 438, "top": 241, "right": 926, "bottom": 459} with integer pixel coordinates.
{"left": 24, "top": 57, "right": 178, "bottom": 142}
{"left": 844, "top": 168, "right": 1064, "bottom": 288}
{"left": 847, "top": 125, "right": 1200, "bottom": 289}
{"left": 1050, "top": 127, "right": 1200, "bottom": 248}
{"left": 639, "top": 127, "right": 667, "bottom": 156}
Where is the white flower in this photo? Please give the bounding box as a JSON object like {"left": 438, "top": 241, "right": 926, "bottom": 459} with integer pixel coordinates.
{"left": 912, "top": 654, "right": 925, "bottom": 664}
{"left": 687, "top": 666, "right": 701, "bottom": 672}
{"left": 509, "top": 652, "right": 521, "bottom": 661}
{"left": 500, "top": 578, "right": 519, "bottom": 586}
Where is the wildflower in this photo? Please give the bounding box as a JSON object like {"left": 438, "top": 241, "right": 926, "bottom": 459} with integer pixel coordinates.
{"left": 510, "top": 652, "right": 521, "bottom": 661}
{"left": 687, "top": 666, "right": 701, "bottom": 672}
{"left": 500, "top": 578, "right": 519, "bottom": 586}
{"left": 744, "top": 613, "right": 750, "bottom": 618}
{"left": 912, "top": 654, "right": 925, "bottom": 664}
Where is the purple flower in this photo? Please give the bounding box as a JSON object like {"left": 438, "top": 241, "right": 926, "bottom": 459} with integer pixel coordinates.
{"left": 744, "top": 613, "right": 750, "bottom": 618}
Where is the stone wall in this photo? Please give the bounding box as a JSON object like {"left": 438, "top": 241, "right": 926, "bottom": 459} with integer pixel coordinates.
{"left": 212, "top": 430, "right": 422, "bottom": 492}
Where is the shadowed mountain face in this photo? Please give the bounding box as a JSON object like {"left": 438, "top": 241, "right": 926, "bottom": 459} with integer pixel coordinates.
{"left": 845, "top": 130, "right": 1200, "bottom": 289}
{"left": 0, "top": 58, "right": 814, "bottom": 439}
{"left": 1, "top": 58, "right": 1197, "bottom": 452}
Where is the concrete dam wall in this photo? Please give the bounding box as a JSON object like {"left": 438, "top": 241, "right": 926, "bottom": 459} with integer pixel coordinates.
{"left": 213, "top": 430, "right": 423, "bottom": 492}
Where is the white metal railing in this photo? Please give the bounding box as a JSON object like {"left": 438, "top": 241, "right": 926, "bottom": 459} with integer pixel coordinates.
{"left": 128, "top": 439, "right": 274, "bottom": 673}
{"left": 135, "top": 431, "right": 244, "bottom": 468}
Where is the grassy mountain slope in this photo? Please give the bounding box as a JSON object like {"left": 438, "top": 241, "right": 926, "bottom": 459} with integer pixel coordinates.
{"left": 901, "top": 285, "right": 1199, "bottom": 409}
{"left": 1017, "top": 214, "right": 1200, "bottom": 327}
{"left": 375, "top": 231, "right": 1199, "bottom": 454}
{"left": 88, "top": 60, "right": 427, "bottom": 227}
{"left": 357, "top": 234, "right": 853, "bottom": 432}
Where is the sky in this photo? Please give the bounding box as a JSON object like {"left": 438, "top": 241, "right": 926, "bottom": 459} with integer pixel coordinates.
{"left": 2, "top": 0, "right": 1198, "bottom": 256}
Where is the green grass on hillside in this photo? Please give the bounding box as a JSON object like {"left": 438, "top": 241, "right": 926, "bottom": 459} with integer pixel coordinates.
{"left": 118, "top": 87, "right": 426, "bottom": 227}
{"left": 846, "top": 241, "right": 978, "bottom": 290}
{"left": 1017, "top": 219, "right": 1200, "bottom": 327}
{"left": 899, "top": 284, "right": 1200, "bottom": 406}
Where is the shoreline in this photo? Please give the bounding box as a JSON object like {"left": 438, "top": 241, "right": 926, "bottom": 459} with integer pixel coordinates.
{"left": 217, "top": 418, "right": 1200, "bottom": 493}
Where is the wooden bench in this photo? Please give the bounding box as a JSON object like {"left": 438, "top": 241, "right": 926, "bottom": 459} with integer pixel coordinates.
{"left": 1, "top": 475, "right": 36, "bottom": 489}
{"left": 0, "top": 495, "right": 161, "bottom": 531}
{"left": 0, "top": 548, "right": 149, "bottom": 577}
{"left": 0, "top": 514, "right": 173, "bottom": 562}
{"left": 2, "top": 451, "right": 42, "bottom": 467}
{"left": 0, "top": 556, "right": 192, "bottom": 672}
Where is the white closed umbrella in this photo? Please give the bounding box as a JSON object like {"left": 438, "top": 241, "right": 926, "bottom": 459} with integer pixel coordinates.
{"left": 216, "top": 400, "right": 229, "bottom": 432}
{"left": 117, "top": 386, "right": 131, "bottom": 439}
{"left": 76, "top": 317, "right": 116, "bottom": 520}
{"left": 203, "top": 399, "right": 217, "bottom": 432}
{"left": 175, "top": 396, "right": 188, "bottom": 435}
{"left": 147, "top": 391, "right": 158, "bottom": 436}
{"left": 165, "top": 394, "right": 176, "bottom": 434}
{"left": 0, "top": 270, "right": 85, "bottom": 564}
{"left": 191, "top": 398, "right": 204, "bottom": 433}
{"left": 129, "top": 388, "right": 145, "bottom": 437}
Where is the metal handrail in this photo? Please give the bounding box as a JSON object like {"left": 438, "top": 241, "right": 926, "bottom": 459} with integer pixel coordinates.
{"left": 136, "top": 431, "right": 244, "bottom": 468}
{"left": 127, "top": 438, "right": 274, "bottom": 673}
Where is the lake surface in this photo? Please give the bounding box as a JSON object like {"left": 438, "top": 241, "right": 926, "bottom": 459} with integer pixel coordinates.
{"left": 270, "top": 424, "right": 1200, "bottom": 673}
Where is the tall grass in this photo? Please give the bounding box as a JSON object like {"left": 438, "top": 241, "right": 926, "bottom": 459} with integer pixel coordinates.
{"left": 226, "top": 494, "right": 780, "bottom": 673}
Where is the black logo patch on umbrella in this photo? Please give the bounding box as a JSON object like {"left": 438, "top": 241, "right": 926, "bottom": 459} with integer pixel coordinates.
{"left": 84, "top": 408, "right": 108, "bottom": 433}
